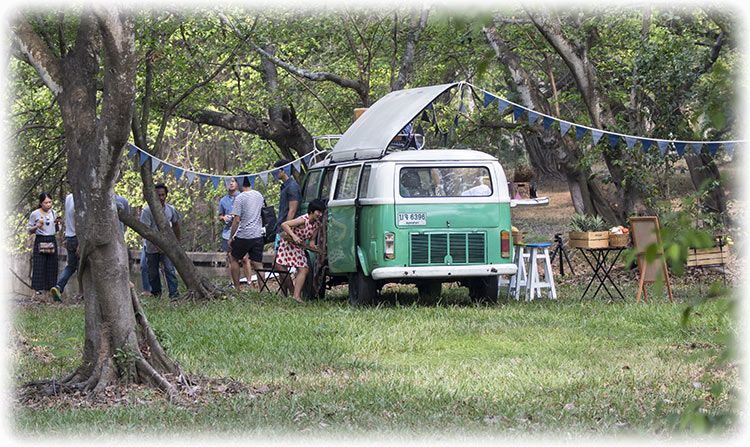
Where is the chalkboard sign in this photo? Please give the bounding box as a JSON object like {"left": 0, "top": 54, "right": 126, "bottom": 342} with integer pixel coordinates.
{"left": 629, "top": 216, "right": 674, "bottom": 302}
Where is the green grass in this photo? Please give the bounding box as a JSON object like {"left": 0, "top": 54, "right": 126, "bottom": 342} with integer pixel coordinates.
{"left": 10, "top": 282, "right": 738, "bottom": 439}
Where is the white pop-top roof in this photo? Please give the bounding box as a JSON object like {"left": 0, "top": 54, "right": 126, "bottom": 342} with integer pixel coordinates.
{"left": 330, "top": 83, "right": 460, "bottom": 162}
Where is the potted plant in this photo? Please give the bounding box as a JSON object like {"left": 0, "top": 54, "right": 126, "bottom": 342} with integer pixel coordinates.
{"left": 568, "top": 214, "right": 609, "bottom": 248}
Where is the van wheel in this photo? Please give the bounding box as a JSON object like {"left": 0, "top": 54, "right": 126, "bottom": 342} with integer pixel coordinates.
{"left": 348, "top": 269, "right": 375, "bottom": 307}
{"left": 468, "top": 276, "right": 499, "bottom": 304}
{"left": 417, "top": 281, "right": 442, "bottom": 302}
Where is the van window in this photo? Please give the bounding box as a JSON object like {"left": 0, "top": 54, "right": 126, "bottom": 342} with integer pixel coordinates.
{"left": 358, "top": 165, "right": 372, "bottom": 198}
{"left": 334, "top": 165, "right": 361, "bottom": 200}
{"left": 399, "top": 166, "right": 493, "bottom": 197}
{"left": 301, "top": 170, "right": 322, "bottom": 203}
{"left": 319, "top": 168, "right": 334, "bottom": 200}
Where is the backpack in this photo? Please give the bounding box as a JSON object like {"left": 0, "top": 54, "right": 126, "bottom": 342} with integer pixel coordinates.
{"left": 261, "top": 202, "right": 277, "bottom": 244}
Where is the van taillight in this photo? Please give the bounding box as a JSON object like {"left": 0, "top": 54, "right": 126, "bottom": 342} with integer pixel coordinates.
{"left": 501, "top": 231, "right": 510, "bottom": 258}
{"left": 384, "top": 232, "right": 395, "bottom": 259}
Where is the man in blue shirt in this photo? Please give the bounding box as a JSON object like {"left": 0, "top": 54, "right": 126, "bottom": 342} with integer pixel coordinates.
{"left": 273, "top": 159, "right": 301, "bottom": 239}
{"left": 140, "top": 183, "right": 181, "bottom": 300}
{"left": 218, "top": 177, "right": 253, "bottom": 287}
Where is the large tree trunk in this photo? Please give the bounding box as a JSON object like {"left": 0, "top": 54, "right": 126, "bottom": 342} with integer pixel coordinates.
{"left": 13, "top": 7, "right": 183, "bottom": 398}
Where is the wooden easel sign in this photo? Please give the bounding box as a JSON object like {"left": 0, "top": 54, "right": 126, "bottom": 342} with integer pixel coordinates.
{"left": 629, "top": 216, "right": 674, "bottom": 302}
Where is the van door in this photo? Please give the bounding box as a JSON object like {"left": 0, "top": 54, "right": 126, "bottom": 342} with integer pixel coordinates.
{"left": 326, "top": 164, "right": 363, "bottom": 273}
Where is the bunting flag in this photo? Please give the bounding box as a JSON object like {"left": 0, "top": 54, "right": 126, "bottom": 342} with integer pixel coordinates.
{"left": 640, "top": 139, "right": 653, "bottom": 154}
{"left": 560, "top": 121, "right": 572, "bottom": 137}
{"left": 475, "top": 84, "right": 743, "bottom": 159}
{"left": 575, "top": 126, "right": 587, "bottom": 141}
{"left": 657, "top": 140, "right": 669, "bottom": 156}
{"left": 224, "top": 177, "right": 232, "bottom": 189}
{"left": 125, "top": 142, "right": 328, "bottom": 190}
{"left": 625, "top": 136, "right": 637, "bottom": 151}
{"left": 607, "top": 134, "right": 620, "bottom": 149}
{"left": 592, "top": 129, "right": 604, "bottom": 145}
{"left": 528, "top": 111, "right": 540, "bottom": 127}
{"left": 484, "top": 91, "right": 496, "bottom": 107}
{"left": 543, "top": 116, "right": 555, "bottom": 131}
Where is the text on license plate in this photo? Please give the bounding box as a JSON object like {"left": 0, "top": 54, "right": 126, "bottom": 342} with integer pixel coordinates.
{"left": 398, "top": 212, "right": 426, "bottom": 226}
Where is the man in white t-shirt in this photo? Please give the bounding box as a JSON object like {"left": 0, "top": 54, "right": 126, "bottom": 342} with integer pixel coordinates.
{"left": 228, "top": 172, "right": 265, "bottom": 290}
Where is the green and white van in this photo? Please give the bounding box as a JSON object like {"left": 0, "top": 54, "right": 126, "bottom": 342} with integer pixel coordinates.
{"left": 300, "top": 83, "right": 528, "bottom": 305}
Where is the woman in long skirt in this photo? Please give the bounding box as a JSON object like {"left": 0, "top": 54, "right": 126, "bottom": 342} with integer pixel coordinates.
{"left": 27, "top": 192, "right": 60, "bottom": 302}
{"left": 275, "top": 199, "right": 326, "bottom": 303}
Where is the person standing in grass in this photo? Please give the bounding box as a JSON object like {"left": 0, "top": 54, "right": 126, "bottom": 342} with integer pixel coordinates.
{"left": 228, "top": 172, "right": 265, "bottom": 291}
{"left": 275, "top": 198, "right": 326, "bottom": 303}
{"left": 51, "top": 183, "right": 77, "bottom": 302}
{"left": 27, "top": 192, "right": 60, "bottom": 302}
{"left": 219, "top": 176, "right": 254, "bottom": 287}
{"left": 140, "top": 183, "right": 181, "bottom": 300}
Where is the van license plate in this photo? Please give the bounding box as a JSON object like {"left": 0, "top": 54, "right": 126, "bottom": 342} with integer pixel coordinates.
{"left": 398, "top": 212, "right": 426, "bottom": 226}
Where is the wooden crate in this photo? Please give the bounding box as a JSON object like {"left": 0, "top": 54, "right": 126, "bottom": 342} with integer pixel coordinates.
{"left": 568, "top": 231, "right": 609, "bottom": 249}
{"left": 686, "top": 245, "right": 729, "bottom": 267}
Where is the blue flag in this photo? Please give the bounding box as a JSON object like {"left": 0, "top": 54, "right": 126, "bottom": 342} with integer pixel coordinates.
{"left": 483, "top": 91, "right": 497, "bottom": 107}
{"left": 575, "top": 126, "right": 587, "bottom": 141}
{"left": 543, "top": 116, "right": 555, "bottom": 131}
{"left": 498, "top": 99, "right": 510, "bottom": 114}
{"left": 528, "top": 111, "right": 540, "bottom": 126}
{"left": 707, "top": 143, "right": 720, "bottom": 157}
{"left": 625, "top": 136, "right": 637, "bottom": 151}
{"left": 174, "top": 168, "right": 184, "bottom": 182}
{"left": 592, "top": 130, "right": 604, "bottom": 145}
{"left": 640, "top": 139, "right": 653, "bottom": 154}
{"left": 139, "top": 151, "right": 150, "bottom": 167}
{"left": 674, "top": 142, "right": 687, "bottom": 157}
{"left": 560, "top": 121, "right": 572, "bottom": 137}
{"left": 607, "top": 134, "right": 620, "bottom": 148}
{"left": 512, "top": 105, "right": 524, "bottom": 122}
{"left": 690, "top": 142, "right": 703, "bottom": 155}
{"left": 657, "top": 140, "right": 669, "bottom": 156}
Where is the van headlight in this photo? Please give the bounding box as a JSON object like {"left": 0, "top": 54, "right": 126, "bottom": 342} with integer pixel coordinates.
{"left": 384, "top": 232, "right": 395, "bottom": 260}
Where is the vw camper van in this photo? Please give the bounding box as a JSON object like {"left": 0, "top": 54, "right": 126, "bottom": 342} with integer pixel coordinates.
{"left": 300, "top": 83, "right": 523, "bottom": 305}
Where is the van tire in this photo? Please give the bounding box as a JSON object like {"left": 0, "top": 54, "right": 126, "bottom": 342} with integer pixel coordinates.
{"left": 417, "top": 281, "right": 442, "bottom": 302}
{"left": 468, "top": 276, "right": 499, "bottom": 304}
{"left": 348, "top": 269, "right": 375, "bottom": 307}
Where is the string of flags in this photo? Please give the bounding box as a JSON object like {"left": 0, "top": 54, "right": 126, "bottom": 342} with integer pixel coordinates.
{"left": 439, "top": 82, "right": 743, "bottom": 158}
{"left": 126, "top": 143, "right": 328, "bottom": 190}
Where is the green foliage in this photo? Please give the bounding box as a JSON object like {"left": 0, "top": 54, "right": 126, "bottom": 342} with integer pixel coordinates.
{"left": 568, "top": 213, "right": 608, "bottom": 232}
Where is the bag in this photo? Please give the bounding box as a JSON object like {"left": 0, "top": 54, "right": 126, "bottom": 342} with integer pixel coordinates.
{"left": 38, "top": 241, "right": 55, "bottom": 254}
{"left": 261, "top": 203, "right": 277, "bottom": 244}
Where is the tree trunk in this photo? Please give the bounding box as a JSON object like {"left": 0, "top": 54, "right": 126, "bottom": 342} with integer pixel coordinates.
{"left": 13, "top": 7, "right": 183, "bottom": 398}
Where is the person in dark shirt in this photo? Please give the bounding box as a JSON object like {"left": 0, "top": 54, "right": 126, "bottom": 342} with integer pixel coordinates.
{"left": 273, "top": 159, "right": 302, "bottom": 240}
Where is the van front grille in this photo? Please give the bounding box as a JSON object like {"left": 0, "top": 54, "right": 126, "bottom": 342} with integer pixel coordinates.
{"left": 410, "top": 232, "right": 486, "bottom": 265}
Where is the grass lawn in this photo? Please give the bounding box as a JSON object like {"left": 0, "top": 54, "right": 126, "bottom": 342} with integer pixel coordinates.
{"left": 9, "top": 280, "right": 738, "bottom": 441}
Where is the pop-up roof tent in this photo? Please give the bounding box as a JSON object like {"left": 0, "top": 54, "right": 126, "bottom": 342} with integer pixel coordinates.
{"left": 330, "top": 83, "right": 460, "bottom": 163}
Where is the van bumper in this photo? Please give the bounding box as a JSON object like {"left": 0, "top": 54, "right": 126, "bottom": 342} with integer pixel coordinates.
{"left": 370, "top": 264, "right": 517, "bottom": 281}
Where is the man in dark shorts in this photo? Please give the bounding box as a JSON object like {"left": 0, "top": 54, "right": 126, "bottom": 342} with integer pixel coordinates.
{"left": 228, "top": 172, "right": 265, "bottom": 291}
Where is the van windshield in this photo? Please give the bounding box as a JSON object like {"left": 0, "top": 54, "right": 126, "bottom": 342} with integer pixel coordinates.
{"left": 399, "top": 166, "right": 492, "bottom": 198}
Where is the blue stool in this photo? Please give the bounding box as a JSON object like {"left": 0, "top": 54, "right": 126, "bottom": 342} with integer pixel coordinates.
{"left": 525, "top": 243, "right": 557, "bottom": 300}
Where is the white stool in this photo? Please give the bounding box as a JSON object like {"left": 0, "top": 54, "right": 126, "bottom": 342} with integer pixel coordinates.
{"left": 525, "top": 243, "right": 557, "bottom": 300}
{"left": 501, "top": 244, "right": 530, "bottom": 300}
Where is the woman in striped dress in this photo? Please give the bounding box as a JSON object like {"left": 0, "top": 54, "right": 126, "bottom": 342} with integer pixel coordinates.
{"left": 27, "top": 192, "right": 60, "bottom": 302}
